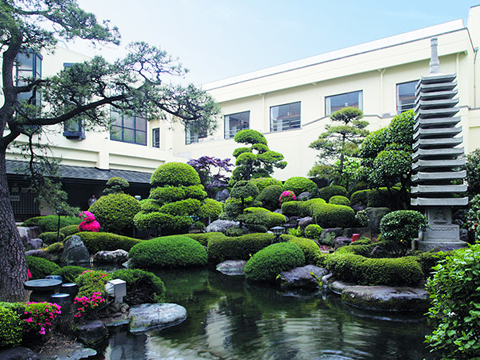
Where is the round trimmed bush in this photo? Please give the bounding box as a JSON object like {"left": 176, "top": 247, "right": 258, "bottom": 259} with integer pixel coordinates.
{"left": 319, "top": 185, "right": 347, "bottom": 201}
{"left": 39, "top": 231, "right": 65, "bottom": 245}
{"left": 139, "top": 199, "right": 163, "bottom": 213}
{"left": 45, "top": 242, "right": 64, "bottom": 256}
{"left": 150, "top": 162, "right": 200, "bottom": 187}
{"left": 26, "top": 256, "right": 60, "bottom": 279}
{"left": 244, "top": 242, "right": 305, "bottom": 282}
{"left": 250, "top": 177, "right": 283, "bottom": 192}
{"left": 329, "top": 195, "right": 351, "bottom": 206}
{"left": 234, "top": 129, "right": 268, "bottom": 145}
{"left": 52, "top": 265, "right": 86, "bottom": 283}
{"left": 129, "top": 236, "right": 208, "bottom": 268}
{"left": 198, "top": 198, "right": 223, "bottom": 220}
{"left": 304, "top": 224, "right": 323, "bottom": 239}
{"left": 76, "top": 269, "right": 112, "bottom": 297}
{"left": 312, "top": 203, "right": 355, "bottom": 228}
{"left": 104, "top": 177, "right": 130, "bottom": 194}
{"left": 285, "top": 235, "right": 321, "bottom": 264}
{"left": 59, "top": 224, "right": 80, "bottom": 237}
{"left": 380, "top": 210, "right": 427, "bottom": 253}
{"left": 89, "top": 193, "right": 141, "bottom": 235}
{"left": 0, "top": 306, "right": 23, "bottom": 348}
{"left": 159, "top": 199, "right": 201, "bottom": 216}
{"left": 184, "top": 185, "right": 207, "bottom": 200}
{"left": 256, "top": 185, "right": 283, "bottom": 211}
{"left": 73, "top": 232, "right": 141, "bottom": 253}
{"left": 283, "top": 176, "right": 317, "bottom": 196}
{"left": 111, "top": 269, "right": 166, "bottom": 304}
{"left": 23, "top": 215, "right": 81, "bottom": 232}
{"left": 350, "top": 189, "right": 369, "bottom": 206}
{"left": 149, "top": 186, "right": 185, "bottom": 204}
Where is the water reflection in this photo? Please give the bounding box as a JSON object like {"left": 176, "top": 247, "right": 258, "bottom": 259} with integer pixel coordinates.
{"left": 99, "top": 269, "right": 438, "bottom": 360}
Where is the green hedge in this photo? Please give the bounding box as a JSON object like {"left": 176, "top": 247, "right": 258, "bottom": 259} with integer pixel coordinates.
{"left": 281, "top": 235, "right": 321, "bottom": 264}
{"left": 283, "top": 176, "right": 317, "bottom": 196}
{"left": 129, "top": 236, "right": 208, "bottom": 268}
{"left": 76, "top": 270, "right": 112, "bottom": 298}
{"left": 39, "top": 231, "right": 65, "bottom": 245}
{"left": 139, "top": 199, "right": 163, "bottom": 212}
{"left": 244, "top": 242, "right": 305, "bottom": 282}
{"left": 89, "top": 193, "right": 141, "bottom": 235}
{"left": 304, "top": 224, "right": 323, "bottom": 240}
{"left": 159, "top": 199, "right": 201, "bottom": 216}
{"left": 149, "top": 186, "right": 185, "bottom": 204}
{"left": 22, "top": 215, "right": 81, "bottom": 232}
{"left": 319, "top": 185, "right": 347, "bottom": 201}
{"left": 0, "top": 305, "right": 23, "bottom": 348}
{"left": 59, "top": 224, "right": 80, "bottom": 237}
{"left": 350, "top": 189, "right": 369, "bottom": 206}
{"left": 240, "top": 207, "right": 286, "bottom": 232}
{"left": 198, "top": 198, "right": 223, "bottom": 220}
{"left": 133, "top": 212, "right": 193, "bottom": 233}
{"left": 207, "top": 233, "right": 275, "bottom": 263}
{"left": 111, "top": 269, "right": 166, "bottom": 304}
{"left": 184, "top": 185, "right": 207, "bottom": 200}
{"left": 150, "top": 162, "right": 200, "bottom": 187}
{"left": 26, "top": 256, "right": 60, "bottom": 279}
{"left": 280, "top": 201, "right": 308, "bottom": 217}
{"left": 52, "top": 265, "right": 86, "bottom": 283}
{"left": 256, "top": 185, "right": 283, "bottom": 211}
{"left": 329, "top": 195, "right": 351, "bottom": 206}
{"left": 71, "top": 232, "right": 142, "bottom": 254}
{"left": 184, "top": 232, "right": 226, "bottom": 247}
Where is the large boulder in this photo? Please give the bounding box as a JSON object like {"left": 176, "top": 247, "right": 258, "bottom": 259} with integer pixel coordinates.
{"left": 129, "top": 303, "right": 187, "bottom": 333}
{"left": 17, "top": 226, "right": 42, "bottom": 246}
{"left": 61, "top": 235, "right": 90, "bottom": 265}
{"left": 366, "top": 207, "right": 391, "bottom": 234}
{"left": 206, "top": 220, "right": 238, "bottom": 233}
{"left": 215, "top": 188, "right": 230, "bottom": 203}
{"left": 277, "top": 265, "right": 327, "bottom": 289}
{"left": 297, "top": 216, "right": 313, "bottom": 229}
{"left": 93, "top": 249, "right": 129, "bottom": 264}
{"left": 216, "top": 260, "right": 247, "bottom": 276}
{"left": 334, "top": 236, "right": 352, "bottom": 249}
{"left": 26, "top": 238, "right": 43, "bottom": 250}
{"left": 74, "top": 320, "right": 108, "bottom": 346}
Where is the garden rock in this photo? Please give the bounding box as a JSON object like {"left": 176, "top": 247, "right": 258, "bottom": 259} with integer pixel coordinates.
{"left": 278, "top": 265, "right": 327, "bottom": 289}
{"left": 17, "top": 226, "right": 42, "bottom": 245}
{"left": 320, "top": 228, "right": 343, "bottom": 240}
{"left": 26, "top": 238, "right": 43, "bottom": 250}
{"left": 25, "top": 249, "right": 48, "bottom": 258}
{"left": 297, "top": 216, "right": 313, "bottom": 229}
{"left": 215, "top": 188, "right": 230, "bottom": 202}
{"left": 129, "top": 303, "right": 187, "bottom": 333}
{"left": 338, "top": 283, "right": 430, "bottom": 312}
{"left": 61, "top": 235, "right": 90, "bottom": 265}
{"left": 206, "top": 220, "right": 238, "bottom": 233}
{"left": 0, "top": 347, "right": 40, "bottom": 360}
{"left": 93, "top": 249, "right": 129, "bottom": 264}
{"left": 366, "top": 207, "right": 391, "bottom": 234}
{"left": 74, "top": 320, "right": 108, "bottom": 346}
{"left": 216, "top": 260, "right": 246, "bottom": 275}
{"left": 351, "top": 204, "right": 367, "bottom": 213}
{"left": 297, "top": 192, "right": 311, "bottom": 201}
{"left": 334, "top": 236, "right": 352, "bottom": 249}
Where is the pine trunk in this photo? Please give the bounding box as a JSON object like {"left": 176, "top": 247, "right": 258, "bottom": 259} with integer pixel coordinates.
{"left": 0, "top": 148, "right": 28, "bottom": 302}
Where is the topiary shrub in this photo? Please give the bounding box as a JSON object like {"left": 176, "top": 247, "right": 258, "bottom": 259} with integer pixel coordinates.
{"left": 207, "top": 233, "right": 275, "bottom": 263}
{"left": 244, "top": 242, "right": 305, "bottom": 282}
{"left": 89, "top": 193, "right": 141, "bottom": 235}
{"left": 283, "top": 176, "right": 318, "bottom": 196}
{"left": 150, "top": 162, "right": 201, "bottom": 187}
{"left": 250, "top": 177, "right": 283, "bottom": 192}
{"left": 111, "top": 269, "right": 166, "bottom": 304}
{"left": 159, "top": 199, "right": 201, "bottom": 216}
{"left": 52, "top": 265, "right": 86, "bottom": 283}
{"left": 129, "top": 236, "right": 208, "bottom": 268}
{"left": 329, "top": 195, "right": 351, "bottom": 206}
{"left": 59, "top": 224, "right": 80, "bottom": 237}
{"left": 279, "top": 190, "right": 296, "bottom": 205}
{"left": 380, "top": 210, "right": 427, "bottom": 254}
{"left": 281, "top": 235, "right": 321, "bottom": 264}
{"left": 76, "top": 269, "right": 111, "bottom": 298}
{"left": 198, "top": 198, "right": 223, "bottom": 221}
{"left": 304, "top": 224, "right": 323, "bottom": 240}
{"left": 184, "top": 185, "right": 207, "bottom": 200}
{"left": 0, "top": 305, "right": 23, "bottom": 348}
{"left": 184, "top": 232, "right": 227, "bottom": 247}
{"left": 280, "top": 201, "right": 307, "bottom": 217}
{"left": 311, "top": 203, "right": 355, "bottom": 228}
{"left": 39, "top": 231, "right": 65, "bottom": 245}
{"left": 23, "top": 215, "right": 81, "bottom": 232}
{"left": 319, "top": 185, "right": 347, "bottom": 201}
{"left": 150, "top": 186, "right": 185, "bottom": 204}
{"left": 26, "top": 256, "right": 60, "bottom": 279}
{"left": 71, "top": 232, "right": 142, "bottom": 254}
{"left": 256, "top": 185, "right": 283, "bottom": 211}
{"left": 425, "top": 244, "right": 480, "bottom": 359}
{"left": 239, "top": 207, "right": 286, "bottom": 232}
{"left": 103, "top": 176, "right": 130, "bottom": 195}
{"left": 350, "top": 189, "right": 369, "bottom": 206}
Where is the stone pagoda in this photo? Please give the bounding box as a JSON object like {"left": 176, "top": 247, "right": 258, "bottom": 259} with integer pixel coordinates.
{"left": 411, "top": 37, "right": 468, "bottom": 251}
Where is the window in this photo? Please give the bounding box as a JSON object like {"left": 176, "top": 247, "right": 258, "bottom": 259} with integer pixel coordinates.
{"left": 325, "top": 90, "right": 362, "bottom": 116}
{"left": 110, "top": 108, "right": 147, "bottom": 145}
{"left": 224, "top": 111, "right": 250, "bottom": 139}
{"left": 152, "top": 128, "right": 160, "bottom": 148}
{"left": 397, "top": 80, "right": 418, "bottom": 113}
{"left": 185, "top": 125, "right": 207, "bottom": 145}
{"left": 62, "top": 63, "right": 85, "bottom": 140}
{"left": 270, "top": 102, "right": 301, "bottom": 132}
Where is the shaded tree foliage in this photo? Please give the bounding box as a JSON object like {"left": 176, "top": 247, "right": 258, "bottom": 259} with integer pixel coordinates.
{"left": 187, "top": 156, "right": 233, "bottom": 198}
{"left": 0, "top": 0, "right": 219, "bottom": 301}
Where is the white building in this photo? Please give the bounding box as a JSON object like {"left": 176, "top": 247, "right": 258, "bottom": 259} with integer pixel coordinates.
{"left": 6, "top": 5, "right": 480, "bottom": 219}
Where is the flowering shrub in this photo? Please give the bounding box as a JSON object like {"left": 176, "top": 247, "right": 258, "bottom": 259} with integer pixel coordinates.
{"left": 279, "top": 191, "right": 296, "bottom": 205}
{"left": 73, "top": 292, "right": 106, "bottom": 319}
{"left": 76, "top": 270, "right": 111, "bottom": 298}
{"left": 23, "top": 302, "right": 61, "bottom": 335}
{"left": 78, "top": 211, "right": 101, "bottom": 232}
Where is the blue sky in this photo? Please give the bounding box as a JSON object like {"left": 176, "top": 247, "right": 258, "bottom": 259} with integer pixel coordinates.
{"left": 74, "top": 0, "right": 478, "bottom": 86}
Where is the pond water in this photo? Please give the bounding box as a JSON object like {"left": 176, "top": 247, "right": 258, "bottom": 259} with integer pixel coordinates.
{"left": 97, "top": 269, "right": 439, "bottom": 360}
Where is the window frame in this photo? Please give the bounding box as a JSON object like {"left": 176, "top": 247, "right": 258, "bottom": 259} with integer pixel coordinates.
{"left": 224, "top": 111, "right": 250, "bottom": 139}
{"left": 396, "top": 80, "right": 418, "bottom": 113}
{"left": 152, "top": 127, "right": 160, "bottom": 148}
{"left": 110, "top": 108, "right": 147, "bottom": 146}
{"left": 325, "top": 90, "right": 363, "bottom": 116}
{"left": 270, "top": 101, "right": 301, "bottom": 132}
{"left": 185, "top": 125, "right": 207, "bottom": 145}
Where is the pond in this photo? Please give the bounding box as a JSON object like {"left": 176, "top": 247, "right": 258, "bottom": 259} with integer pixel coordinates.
{"left": 98, "top": 269, "right": 439, "bottom": 360}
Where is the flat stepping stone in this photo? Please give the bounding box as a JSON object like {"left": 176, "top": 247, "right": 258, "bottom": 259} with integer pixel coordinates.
{"left": 330, "top": 281, "right": 429, "bottom": 312}
{"left": 216, "top": 260, "right": 246, "bottom": 275}
{"left": 129, "top": 303, "right": 187, "bottom": 334}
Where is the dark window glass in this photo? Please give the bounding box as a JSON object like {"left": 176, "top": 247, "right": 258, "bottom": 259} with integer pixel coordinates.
{"left": 224, "top": 111, "right": 250, "bottom": 139}
{"left": 397, "top": 81, "right": 418, "bottom": 113}
{"left": 185, "top": 125, "right": 207, "bottom": 145}
{"left": 325, "top": 91, "right": 363, "bottom": 115}
{"left": 109, "top": 109, "right": 147, "bottom": 145}
{"left": 270, "top": 102, "right": 301, "bottom": 132}
{"left": 152, "top": 128, "right": 160, "bottom": 148}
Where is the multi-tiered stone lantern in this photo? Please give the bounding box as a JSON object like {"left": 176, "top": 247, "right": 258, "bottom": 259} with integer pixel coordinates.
{"left": 411, "top": 38, "right": 468, "bottom": 251}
